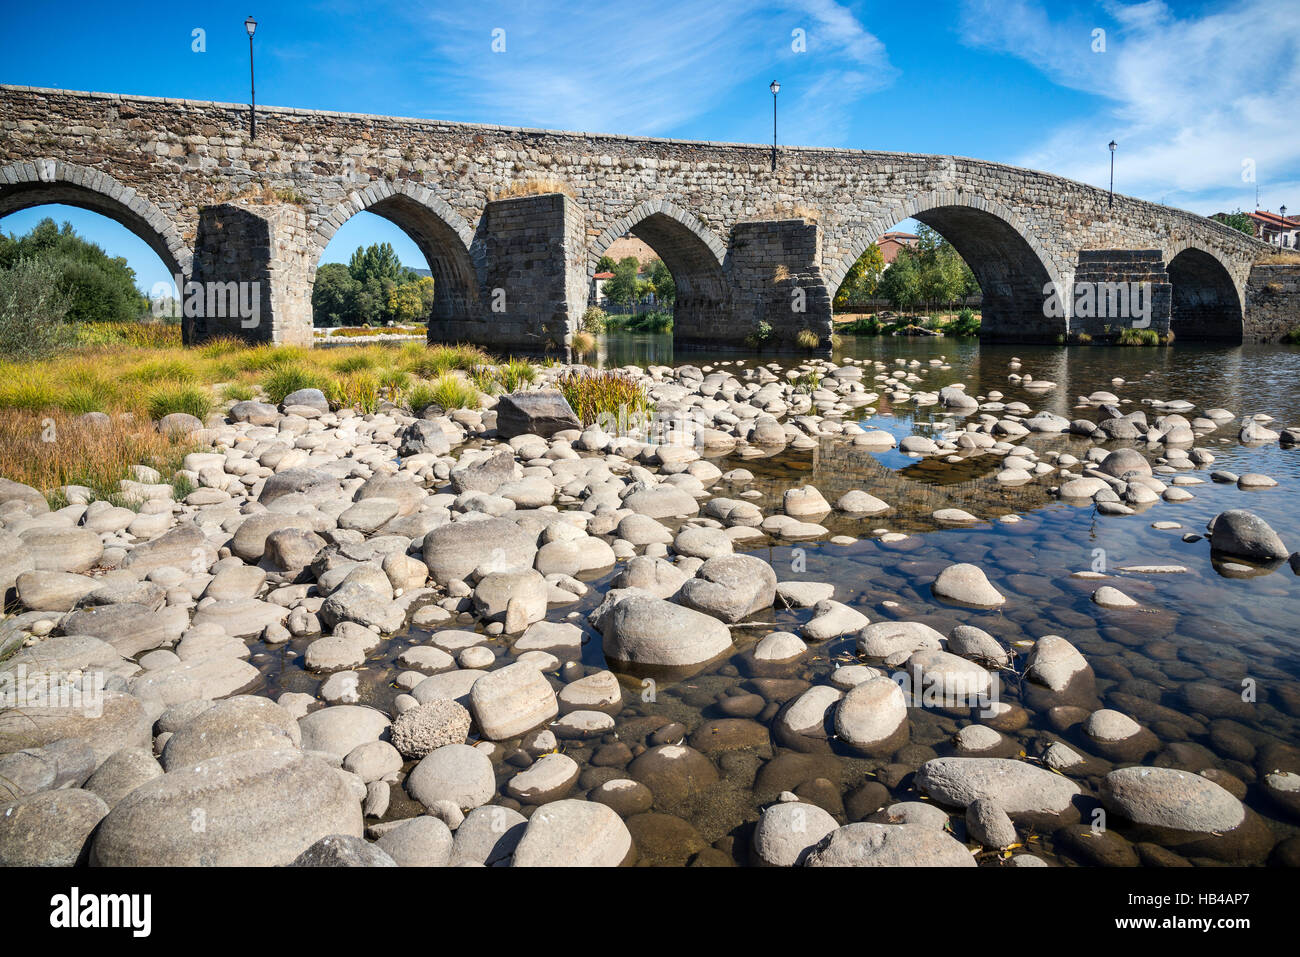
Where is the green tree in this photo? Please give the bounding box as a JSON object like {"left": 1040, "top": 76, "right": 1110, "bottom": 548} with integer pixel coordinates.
{"left": 602, "top": 256, "right": 641, "bottom": 307}
{"left": 596, "top": 254, "right": 617, "bottom": 273}
{"left": 387, "top": 280, "right": 427, "bottom": 323}
{"left": 1219, "top": 210, "right": 1256, "bottom": 237}
{"left": 878, "top": 249, "right": 922, "bottom": 312}
{"left": 0, "top": 217, "right": 146, "bottom": 323}
{"left": 347, "top": 242, "right": 407, "bottom": 287}
{"left": 647, "top": 258, "right": 675, "bottom": 305}
{"left": 311, "top": 262, "right": 359, "bottom": 327}
{"left": 834, "top": 242, "right": 885, "bottom": 309}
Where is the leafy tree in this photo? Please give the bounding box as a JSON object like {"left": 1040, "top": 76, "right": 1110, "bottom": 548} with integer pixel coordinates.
{"left": 596, "top": 254, "right": 617, "bottom": 273}
{"left": 0, "top": 217, "right": 146, "bottom": 323}
{"left": 834, "top": 243, "right": 885, "bottom": 308}
{"left": 1219, "top": 210, "right": 1256, "bottom": 237}
{"left": 878, "top": 248, "right": 922, "bottom": 311}
{"left": 647, "top": 258, "right": 675, "bottom": 305}
{"left": 347, "top": 242, "right": 407, "bottom": 286}
{"left": 602, "top": 257, "right": 642, "bottom": 307}
{"left": 312, "top": 243, "right": 435, "bottom": 326}
{"left": 311, "top": 262, "right": 359, "bottom": 327}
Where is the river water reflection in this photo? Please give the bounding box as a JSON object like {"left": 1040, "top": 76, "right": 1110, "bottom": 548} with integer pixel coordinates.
{"left": 577, "top": 332, "right": 1300, "bottom": 864}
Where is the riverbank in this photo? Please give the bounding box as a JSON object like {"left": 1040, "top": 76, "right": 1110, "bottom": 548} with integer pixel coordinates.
{"left": 2, "top": 340, "right": 1300, "bottom": 866}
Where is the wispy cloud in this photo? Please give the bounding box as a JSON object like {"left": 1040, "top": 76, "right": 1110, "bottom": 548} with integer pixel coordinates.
{"left": 391, "top": 0, "right": 894, "bottom": 144}
{"left": 958, "top": 0, "right": 1300, "bottom": 214}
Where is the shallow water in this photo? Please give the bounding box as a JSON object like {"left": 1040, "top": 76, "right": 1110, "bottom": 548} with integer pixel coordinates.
{"left": 266, "top": 334, "right": 1300, "bottom": 864}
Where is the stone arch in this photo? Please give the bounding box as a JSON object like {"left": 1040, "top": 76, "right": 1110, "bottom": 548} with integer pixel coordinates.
{"left": 591, "top": 200, "right": 729, "bottom": 340}
{"left": 826, "top": 192, "right": 1066, "bottom": 341}
{"left": 1164, "top": 245, "right": 1244, "bottom": 342}
{"left": 316, "top": 182, "right": 479, "bottom": 335}
{"left": 0, "top": 159, "right": 191, "bottom": 277}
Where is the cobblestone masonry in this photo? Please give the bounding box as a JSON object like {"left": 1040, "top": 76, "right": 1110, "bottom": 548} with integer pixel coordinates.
{"left": 0, "top": 85, "right": 1287, "bottom": 348}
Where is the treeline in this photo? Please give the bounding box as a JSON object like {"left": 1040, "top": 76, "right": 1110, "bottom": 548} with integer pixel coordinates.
{"left": 0, "top": 218, "right": 148, "bottom": 323}
{"left": 312, "top": 243, "right": 436, "bottom": 327}
{"left": 835, "top": 225, "right": 980, "bottom": 313}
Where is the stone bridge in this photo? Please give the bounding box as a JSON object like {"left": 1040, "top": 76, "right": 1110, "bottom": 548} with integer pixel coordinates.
{"left": 1, "top": 85, "right": 1288, "bottom": 351}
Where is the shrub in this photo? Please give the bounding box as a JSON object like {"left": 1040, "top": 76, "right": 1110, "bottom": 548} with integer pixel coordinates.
{"left": 616, "top": 310, "right": 672, "bottom": 333}
{"left": 581, "top": 306, "right": 608, "bottom": 333}
{"left": 795, "top": 328, "right": 820, "bottom": 349}
{"left": 571, "top": 331, "right": 596, "bottom": 357}
{"left": 428, "top": 374, "right": 479, "bottom": 411}
{"left": 262, "top": 364, "right": 329, "bottom": 404}
{"left": 1283, "top": 326, "right": 1300, "bottom": 344}
{"left": 378, "top": 367, "right": 411, "bottom": 399}
{"left": 793, "top": 370, "right": 823, "bottom": 393}
{"left": 1116, "top": 327, "right": 1160, "bottom": 346}
{"left": 401, "top": 343, "right": 492, "bottom": 378}
{"left": 221, "top": 382, "right": 257, "bottom": 402}
{"left": 406, "top": 382, "right": 439, "bottom": 413}
{"left": 838, "top": 315, "right": 880, "bottom": 336}
{"left": 555, "top": 369, "right": 653, "bottom": 426}
{"left": 147, "top": 384, "right": 213, "bottom": 422}
{"left": 326, "top": 371, "right": 380, "bottom": 413}
{"left": 0, "top": 257, "right": 75, "bottom": 360}
{"left": 497, "top": 358, "right": 537, "bottom": 393}
{"left": 945, "top": 308, "right": 981, "bottom": 338}
{"left": 744, "top": 320, "right": 774, "bottom": 348}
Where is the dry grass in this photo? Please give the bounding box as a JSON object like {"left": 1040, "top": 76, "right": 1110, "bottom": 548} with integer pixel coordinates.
{"left": 489, "top": 177, "right": 576, "bottom": 201}
{"left": 0, "top": 337, "right": 549, "bottom": 495}
{"left": 1257, "top": 252, "right": 1300, "bottom": 265}
{"left": 0, "top": 410, "right": 199, "bottom": 504}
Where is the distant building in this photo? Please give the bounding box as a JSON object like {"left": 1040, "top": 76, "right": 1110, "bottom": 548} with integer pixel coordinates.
{"left": 1249, "top": 209, "right": 1299, "bottom": 247}
{"left": 877, "top": 231, "right": 919, "bottom": 268}
{"left": 603, "top": 235, "right": 657, "bottom": 266}
{"left": 592, "top": 271, "right": 614, "bottom": 303}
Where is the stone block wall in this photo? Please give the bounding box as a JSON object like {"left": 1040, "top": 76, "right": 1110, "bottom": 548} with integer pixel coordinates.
{"left": 189, "top": 202, "right": 313, "bottom": 346}
{"left": 702, "top": 219, "right": 832, "bottom": 349}
{"left": 1243, "top": 264, "right": 1300, "bottom": 342}
{"left": 1070, "top": 250, "right": 1172, "bottom": 341}
{"left": 459, "top": 192, "right": 585, "bottom": 354}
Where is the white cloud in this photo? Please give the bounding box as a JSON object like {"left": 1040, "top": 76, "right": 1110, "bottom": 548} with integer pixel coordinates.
{"left": 958, "top": 0, "right": 1300, "bottom": 214}
{"left": 405, "top": 0, "right": 894, "bottom": 143}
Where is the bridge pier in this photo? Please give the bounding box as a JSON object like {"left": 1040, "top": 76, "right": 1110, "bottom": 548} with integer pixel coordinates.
{"left": 674, "top": 218, "right": 832, "bottom": 349}
{"left": 1069, "top": 250, "right": 1172, "bottom": 341}
{"left": 186, "top": 202, "right": 315, "bottom": 347}
{"left": 451, "top": 192, "right": 587, "bottom": 355}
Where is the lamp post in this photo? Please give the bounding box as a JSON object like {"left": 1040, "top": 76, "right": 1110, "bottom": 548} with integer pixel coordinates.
{"left": 1108, "top": 140, "right": 1116, "bottom": 208}
{"left": 1282, "top": 205, "right": 1289, "bottom": 247}
{"left": 245, "top": 16, "right": 257, "bottom": 140}
{"left": 770, "top": 80, "right": 780, "bottom": 172}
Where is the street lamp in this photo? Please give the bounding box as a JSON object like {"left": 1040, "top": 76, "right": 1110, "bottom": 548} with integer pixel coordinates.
{"left": 1282, "top": 205, "right": 1289, "bottom": 247}
{"left": 770, "top": 80, "right": 780, "bottom": 172}
{"left": 1108, "top": 140, "right": 1116, "bottom": 208}
{"left": 245, "top": 16, "right": 257, "bottom": 140}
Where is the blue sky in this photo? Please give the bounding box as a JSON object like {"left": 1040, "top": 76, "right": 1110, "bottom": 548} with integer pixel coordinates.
{"left": 3, "top": 0, "right": 1298, "bottom": 294}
